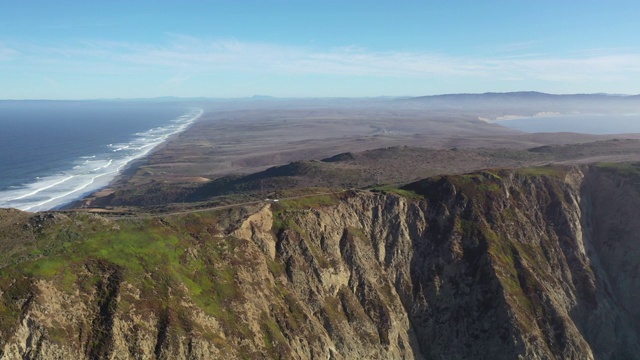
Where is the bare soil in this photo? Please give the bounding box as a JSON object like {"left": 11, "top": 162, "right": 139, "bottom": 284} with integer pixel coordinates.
{"left": 74, "top": 103, "right": 640, "bottom": 210}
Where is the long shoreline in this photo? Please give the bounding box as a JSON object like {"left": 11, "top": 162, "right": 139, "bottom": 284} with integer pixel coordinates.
{"left": 478, "top": 111, "right": 566, "bottom": 123}
{"left": 59, "top": 108, "right": 204, "bottom": 211}
{"left": 0, "top": 106, "right": 204, "bottom": 212}
{"left": 96, "top": 108, "right": 205, "bottom": 190}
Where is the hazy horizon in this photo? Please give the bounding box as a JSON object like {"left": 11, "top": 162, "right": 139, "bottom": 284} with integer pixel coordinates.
{"left": 2, "top": 91, "right": 640, "bottom": 102}
{"left": 2, "top": 1, "right": 639, "bottom": 100}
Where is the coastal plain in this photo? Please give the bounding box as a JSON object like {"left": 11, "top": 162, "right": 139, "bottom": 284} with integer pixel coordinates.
{"left": 7, "top": 94, "right": 640, "bottom": 358}
{"left": 77, "top": 96, "right": 640, "bottom": 212}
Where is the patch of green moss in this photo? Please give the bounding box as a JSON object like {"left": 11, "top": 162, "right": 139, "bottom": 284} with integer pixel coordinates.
{"left": 271, "top": 213, "right": 331, "bottom": 268}
{"left": 271, "top": 214, "right": 288, "bottom": 234}
{"left": 501, "top": 207, "right": 519, "bottom": 222}
{"left": 282, "top": 292, "right": 306, "bottom": 332}
{"left": 0, "top": 274, "right": 33, "bottom": 337}
{"left": 261, "top": 313, "right": 286, "bottom": 350}
{"left": 595, "top": 162, "right": 640, "bottom": 186}
{"left": 273, "top": 193, "right": 339, "bottom": 211}
{"left": 266, "top": 258, "right": 286, "bottom": 277}
{"left": 322, "top": 295, "right": 346, "bottom": 326}
{"left": 481, "top": 222, "right": 548, "bottom": 333}
{"left": 303, "top": 238, "right": 330, "bottom": 269}
{"left": 595, "top": 162, "right": 640, "bottom": 172}
{"left": 477, "top": 182, "right": 501, "bottom": 193}
{"left": 20, "top": 257, "right": 68, "bottom": 278}
{"left": 454, "top": 219, "right": 476, "bottom": 236}
{"left": 180, "top": 240, "right": 243, "bottom": 321}
{"left": 347, "top": 226, "right": 367, "bottom": 239}
{"left": 482, "top": 171, "right": 503, "bottom": 181}
{"left": 46, "top": 326, "right": 69, "bottom": 344}
{"left": 448, "top": 172, "right": 504, "bottom": 203}
{"left": 372, "top": 185, "right": 423, "bottom": 200}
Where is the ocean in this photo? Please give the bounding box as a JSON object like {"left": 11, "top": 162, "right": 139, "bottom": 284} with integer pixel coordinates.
{"left": 497, "top": 113, "right": 640, "bottom": 134}
{"left": 0, "top": 101, "right": 202, "bottom": 212}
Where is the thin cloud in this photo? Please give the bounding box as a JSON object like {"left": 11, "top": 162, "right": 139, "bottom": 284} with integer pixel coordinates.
{"left": 0, "top": 44, "right": 18, "bottom": 61}
{"left": 490, "top": 40, "right": 542, "bottom": 53}
{"left": 7, "top": 36, "right": 640, "bottom": 88}
{"left": 499, "top": 54, "right": 640, "bottom": 81}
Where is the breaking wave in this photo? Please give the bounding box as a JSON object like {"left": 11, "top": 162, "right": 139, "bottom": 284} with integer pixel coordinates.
{"left": 0, "top": 108, "right": 203, "bottom": 212}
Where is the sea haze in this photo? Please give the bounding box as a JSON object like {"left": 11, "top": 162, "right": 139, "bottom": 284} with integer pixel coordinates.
{"left": 0, "top": 101, "right": 202, "bottom": 211}
{"left": 497, "top": 113, "right": 640, "bottom": 134}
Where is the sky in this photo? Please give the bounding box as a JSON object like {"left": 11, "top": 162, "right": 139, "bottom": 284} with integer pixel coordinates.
{"left": 1, "top": 0, "right": 639, "bottom": 99}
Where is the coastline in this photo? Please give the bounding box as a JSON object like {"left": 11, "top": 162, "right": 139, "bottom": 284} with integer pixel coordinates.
{"left": 13, "top": 107, "right": 204, "bottom": 212}
{"left": 478, "top": 111, "right": 565, "bottom": 123}
{"left": 52, "top": 108, "right": 205, "bottom": 211}
{"left": 493, "top": 112, "right": 640, "bottom": 135}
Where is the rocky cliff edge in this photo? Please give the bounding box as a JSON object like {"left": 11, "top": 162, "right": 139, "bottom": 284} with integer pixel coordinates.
{"left": 2, "top": 164, "right": 640, "bottom": 359}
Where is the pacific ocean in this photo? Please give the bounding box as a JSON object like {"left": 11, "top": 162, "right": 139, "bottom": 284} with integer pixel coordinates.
{"left": 0, "top": 101, "right": 202, "bottom": 211}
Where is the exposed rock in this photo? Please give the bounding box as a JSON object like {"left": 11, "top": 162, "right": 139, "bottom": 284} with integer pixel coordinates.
{"left": 2, "top": 164, "right": 640, "bottom": 358}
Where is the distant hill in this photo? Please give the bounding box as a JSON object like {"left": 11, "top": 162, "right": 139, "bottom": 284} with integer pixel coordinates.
{"left": 80, "top": 139, "right": 640, "bottom": 209}
{"left": 401, "top": 91, "right": 640, "bottom": 115}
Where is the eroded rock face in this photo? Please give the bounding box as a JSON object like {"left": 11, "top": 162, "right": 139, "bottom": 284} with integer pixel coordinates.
{"left": 2, "top": 165, "right": 640, "bottom": 359}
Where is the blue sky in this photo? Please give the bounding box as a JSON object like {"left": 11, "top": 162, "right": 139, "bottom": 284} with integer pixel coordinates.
{"left": 1, "top": 0, "right": 639, "bottom": 99}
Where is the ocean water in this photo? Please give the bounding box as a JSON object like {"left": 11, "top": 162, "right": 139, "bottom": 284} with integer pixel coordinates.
{"left": 497, "top": 113, "right": 640, "bottom": 134}
{"left": 0, "top": 101, "right": 202, "bottom": 212}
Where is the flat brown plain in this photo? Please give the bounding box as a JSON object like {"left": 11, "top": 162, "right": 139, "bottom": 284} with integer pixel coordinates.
{"left": 76, "top": 102, "right": 640, "bottom": 210}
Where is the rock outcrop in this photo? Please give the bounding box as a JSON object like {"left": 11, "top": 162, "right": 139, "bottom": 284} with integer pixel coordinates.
{"left": 2, "top": 164, "right": 640, "bottom": 359}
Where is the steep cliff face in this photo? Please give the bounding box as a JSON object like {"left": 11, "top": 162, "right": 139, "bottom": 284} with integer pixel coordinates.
{"left": 2, "top": 164, "right": 640, "bottom": 359}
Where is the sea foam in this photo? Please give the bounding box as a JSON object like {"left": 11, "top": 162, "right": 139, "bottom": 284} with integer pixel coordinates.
{"left": 0, "top": 108, "right": 203, "bottom": 212}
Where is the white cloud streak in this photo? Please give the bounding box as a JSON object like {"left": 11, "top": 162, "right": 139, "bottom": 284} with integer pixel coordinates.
{"left": 7, "top": 35, "right": 640, "bottom": 90}
{"left": 0, "top": 44, "right": 19, "bottom": 61}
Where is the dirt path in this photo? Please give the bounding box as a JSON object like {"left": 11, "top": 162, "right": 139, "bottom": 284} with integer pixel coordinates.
{"left": 95, "top": 190, "right": 345, "bottom": 220}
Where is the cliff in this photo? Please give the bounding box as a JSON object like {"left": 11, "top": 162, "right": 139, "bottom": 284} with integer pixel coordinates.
{"left": 1, "top": 164, "right": 640, "bottom": 359}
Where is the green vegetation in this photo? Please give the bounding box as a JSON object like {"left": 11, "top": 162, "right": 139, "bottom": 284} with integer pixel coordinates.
{"left": 272, "top": 193, "right": 340, "bottom": 211}
{"left": 595, "top": 162, "right": 640, "bottom": 186}
{"left": 4, "top": 159, "right": 638, "bottom": 356}
{"left": 454, "top": 219, "right": 476, "bottom": 236}
{"left": 484, "top": 227, "right": 542, "bottom": 316}
{"left": 261, "top": 313, "right": 286, "bottom": 350}
{"left": 347, "top": 226, "right": 367, "bottom": 239}
{"left": 371, "top": 185, "right": 423, "bottom": 200}
{"left": 272, "top": 214, "right": 306, "bottom": 236}
{"left": 595, "top": 162, "right": 640, "bottom": 172}
{"left": 0, "top": 275, "right": 32, "bottom": 336}
{"left": 0, "top": 211, "right": 258, "bottom": 342}
{"left": 271, "top": 192, "right": 340, "bottom": 233}
{"left": 447, "top": 172, "right": 504, "bottom": 203}
{"left": 266, "top": 258, "right": 286, "bottom": 277}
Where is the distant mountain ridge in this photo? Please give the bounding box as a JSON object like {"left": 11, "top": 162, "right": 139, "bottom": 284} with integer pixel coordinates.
{"left": 410, "top": 91, "right": 640, "bottom": 100}
{"left": 400, "top": 91, "right": 640, "bottom": 115}
{"left": 4, "top": 91, "right": 639, "bottom": 103}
